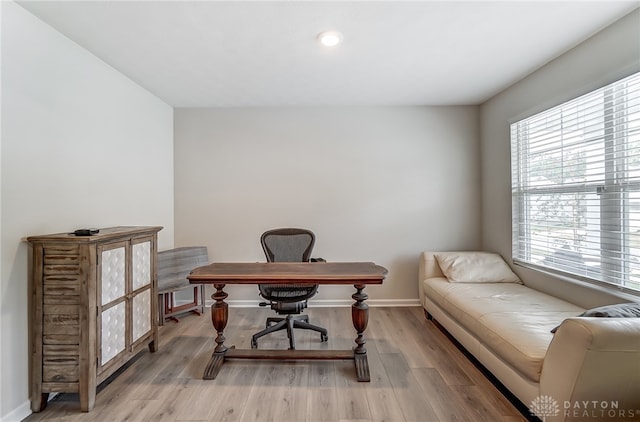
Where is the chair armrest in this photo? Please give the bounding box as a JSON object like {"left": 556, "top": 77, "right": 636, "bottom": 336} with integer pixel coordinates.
{"left": 540, "top": 317, "right": 640, "bottom": 420}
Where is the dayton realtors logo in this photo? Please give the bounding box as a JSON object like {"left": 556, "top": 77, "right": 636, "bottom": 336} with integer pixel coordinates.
{"left": 529, "top": 395, "right": 560, "bottom": 421}
{"left": 530, "top": 395, "right": 639, "bottom": 420}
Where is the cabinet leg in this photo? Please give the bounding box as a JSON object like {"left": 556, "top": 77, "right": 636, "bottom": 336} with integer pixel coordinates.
{"left": 79, "top": 388, "right": 95, "bottom": 412}
{"left": 31, "top": 392, "right": 49, "bottom": 412}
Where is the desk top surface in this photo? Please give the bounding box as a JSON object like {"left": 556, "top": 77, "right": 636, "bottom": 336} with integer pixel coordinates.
{"left": 188, "top": 262, "right": 387, "bottom": 285}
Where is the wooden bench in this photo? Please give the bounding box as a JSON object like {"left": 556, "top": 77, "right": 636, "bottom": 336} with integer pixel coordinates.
{"left": 157, "top": 246, "right": 209, "bottom": 325}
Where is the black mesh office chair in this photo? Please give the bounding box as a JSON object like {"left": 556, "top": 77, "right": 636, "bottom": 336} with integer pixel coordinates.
{"left": 251, "top": 228, "right": 328, "bottom": 350}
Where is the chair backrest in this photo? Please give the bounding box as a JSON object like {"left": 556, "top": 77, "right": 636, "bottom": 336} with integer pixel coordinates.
{"left": 261, "top": 228, "right": 315, "bottom": 263}
{"left": 259, "top": 228, "right": 317, "bottom": 303}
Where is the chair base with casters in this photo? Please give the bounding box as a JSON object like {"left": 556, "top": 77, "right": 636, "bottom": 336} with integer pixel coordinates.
{"left": 251, "top": 314, "right": 328, "bottom": 350}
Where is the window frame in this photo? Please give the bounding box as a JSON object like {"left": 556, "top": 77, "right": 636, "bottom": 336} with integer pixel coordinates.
{"left": 510, "top": 71, "right": 640, "bottom": 296}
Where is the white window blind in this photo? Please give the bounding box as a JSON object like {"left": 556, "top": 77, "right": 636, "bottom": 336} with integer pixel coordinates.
{"left": 511, "top": 72, "right": 640, "bottom": 294}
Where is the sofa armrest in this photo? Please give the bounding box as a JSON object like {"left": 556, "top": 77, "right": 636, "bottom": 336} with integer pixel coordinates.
{"left": 540, "top": 317, "right": 640, "bottom": 420}
{"left": 418, "top": 252, "right": 445, "bottom": 305}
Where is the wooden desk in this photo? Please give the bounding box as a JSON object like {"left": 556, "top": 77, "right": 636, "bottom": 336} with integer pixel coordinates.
{"left": 188, "top": 262, "right": 387, "bottom": 382}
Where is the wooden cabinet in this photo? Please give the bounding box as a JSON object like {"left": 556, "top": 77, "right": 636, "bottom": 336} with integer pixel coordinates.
{"left": 27, "top": 226, "right": 162, "bottom": 412}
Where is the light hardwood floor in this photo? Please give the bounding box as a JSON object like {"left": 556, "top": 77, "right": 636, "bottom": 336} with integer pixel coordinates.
{"left": 24, "top": 306, "right": 531, "bottom": 422}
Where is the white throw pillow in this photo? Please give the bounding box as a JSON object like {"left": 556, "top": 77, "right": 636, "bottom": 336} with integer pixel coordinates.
{"left": 434, "top": 252, "right": 522, "bottom": 283}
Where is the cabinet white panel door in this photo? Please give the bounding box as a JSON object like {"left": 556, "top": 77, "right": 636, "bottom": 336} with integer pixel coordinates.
{"left": 101, "top": 302, "right": 126, "bottom": 364}
{"left": 132, "top": 289, "right": 151, "bottom": 342}
{"left": 132, "top": 241, "right": 151, "bottom": 290}
{"left": 101, "top": 247, "right": 125, "bottom": 305}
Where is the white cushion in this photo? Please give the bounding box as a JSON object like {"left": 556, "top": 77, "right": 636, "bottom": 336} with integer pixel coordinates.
{"left": 434, "top": 251, "right": 522, "bottom": 283}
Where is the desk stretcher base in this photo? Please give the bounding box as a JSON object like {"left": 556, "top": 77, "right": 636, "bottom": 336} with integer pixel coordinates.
{"left": 203, "top": 347, "right": 370, "bottom": 382}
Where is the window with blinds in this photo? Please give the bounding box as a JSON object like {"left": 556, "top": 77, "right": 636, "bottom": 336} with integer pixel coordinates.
{"left": 511, "top": 71, "right": 640, "bottom": 294}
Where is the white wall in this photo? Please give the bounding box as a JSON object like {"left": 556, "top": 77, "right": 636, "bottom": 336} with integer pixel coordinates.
{"left": 174, "top": 106, "right": 481, "bottom": 305}
{"left": 480, "top": 9, "right": 640, "bottom": 308}
{"left": 1, "top": 3, "right": 174, "bottom": 421}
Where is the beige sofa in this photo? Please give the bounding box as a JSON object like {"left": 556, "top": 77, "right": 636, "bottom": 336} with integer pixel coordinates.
{"left": 419, "top": 251, "right": 640, "bottom": 422}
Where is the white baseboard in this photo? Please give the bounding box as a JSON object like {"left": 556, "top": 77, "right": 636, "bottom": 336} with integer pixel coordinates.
{"left": 2, "top": 400, "right": 31, "bottom": 422}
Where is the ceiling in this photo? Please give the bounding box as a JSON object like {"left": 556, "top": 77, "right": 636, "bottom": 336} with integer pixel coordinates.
{"left": 17, "top": 1, "right": 640, "bottom": 108}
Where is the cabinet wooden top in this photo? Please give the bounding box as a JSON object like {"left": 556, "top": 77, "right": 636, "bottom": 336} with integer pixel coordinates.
{"left": 188, "top": 262, "right": 388, "bottom": 285}
{"left": 27, "top": 226, "right": 163, "bottom": 244}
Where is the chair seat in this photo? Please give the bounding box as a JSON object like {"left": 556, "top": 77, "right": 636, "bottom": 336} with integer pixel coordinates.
{"left": 260, "top": 284, "right": 317, "bottom": 302}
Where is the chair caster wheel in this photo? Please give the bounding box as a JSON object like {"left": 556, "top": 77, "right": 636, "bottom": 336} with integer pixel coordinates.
{"left": 321, "top": 333, "right": 328, "bottom": 342}
{"left": 251, "top": 339, "right": 258, "bottom": 349}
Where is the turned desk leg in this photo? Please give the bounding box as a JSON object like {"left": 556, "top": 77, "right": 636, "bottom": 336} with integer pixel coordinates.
{"left": 352, "top": 284, "right": 370, "bottom": 382}
{"left": 203, "top": 283, "right": 229, "bottom": 380}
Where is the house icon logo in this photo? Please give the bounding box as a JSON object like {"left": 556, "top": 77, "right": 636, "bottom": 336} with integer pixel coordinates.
{"left": 530, "top": 395, "right": 560, "bottom": 421}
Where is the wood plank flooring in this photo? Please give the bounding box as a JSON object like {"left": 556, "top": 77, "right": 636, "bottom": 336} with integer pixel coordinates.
{"left": 23, "top": 307, "right": 530, "bottom": 422}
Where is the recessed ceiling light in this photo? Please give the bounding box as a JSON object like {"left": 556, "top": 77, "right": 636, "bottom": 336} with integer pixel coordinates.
{"left": 317, "top": 31, "right": 343, "bottom": 47}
